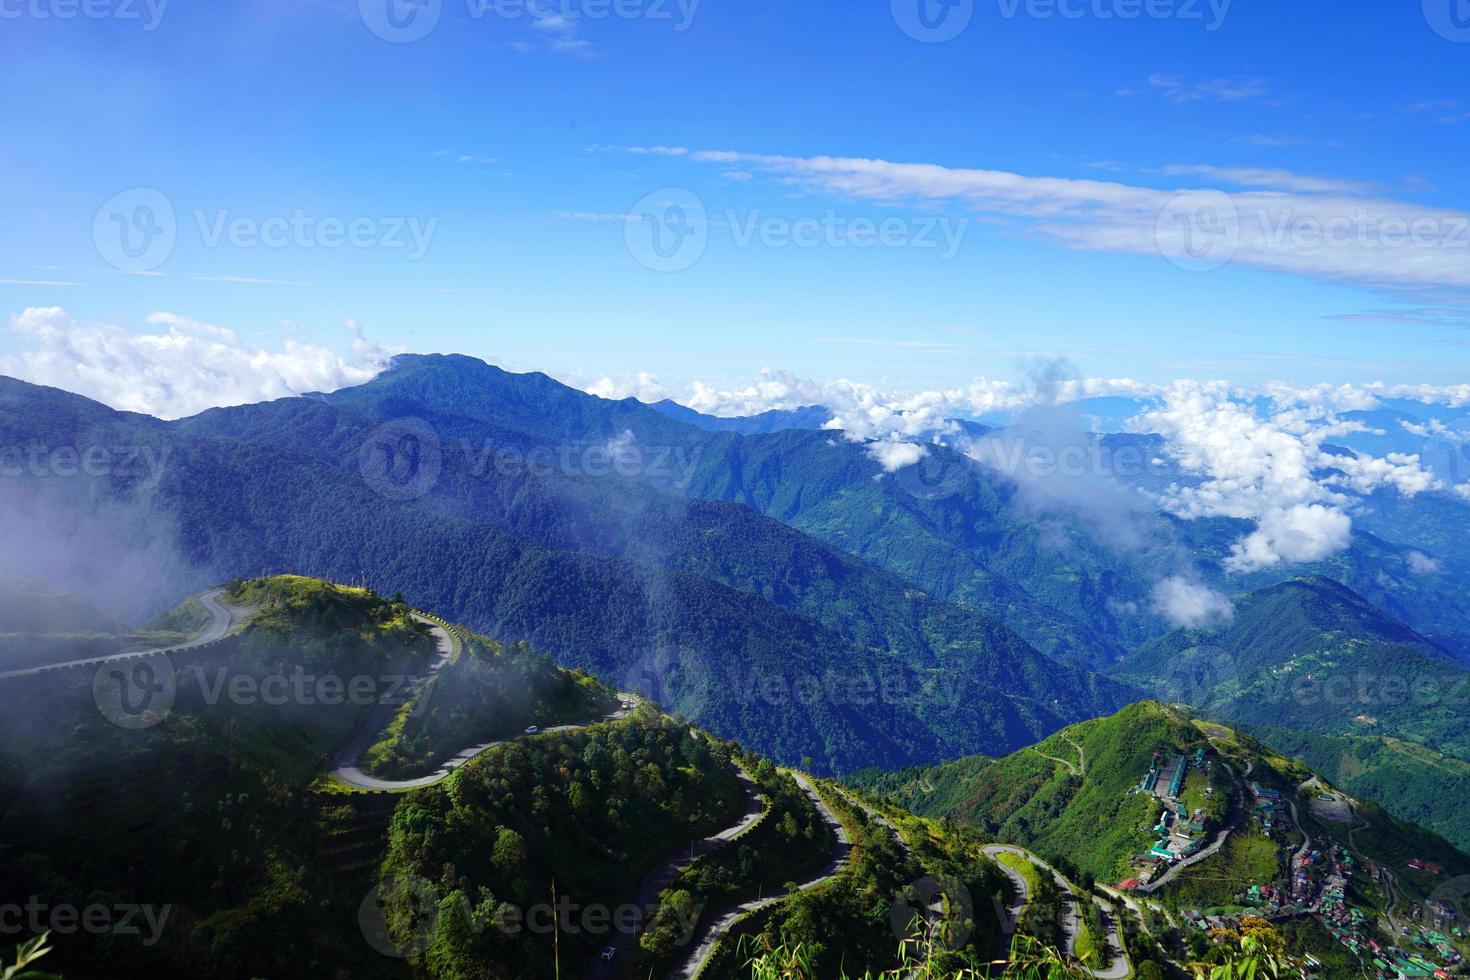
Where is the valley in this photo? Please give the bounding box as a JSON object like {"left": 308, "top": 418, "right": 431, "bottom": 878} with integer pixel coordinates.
{"left": 5, "top": 365, "right": 1470, "bottom": 979}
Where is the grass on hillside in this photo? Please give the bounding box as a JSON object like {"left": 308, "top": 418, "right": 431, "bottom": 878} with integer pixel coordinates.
{"left": 1161, "top": 831, "right": 1281, "bottom": 911}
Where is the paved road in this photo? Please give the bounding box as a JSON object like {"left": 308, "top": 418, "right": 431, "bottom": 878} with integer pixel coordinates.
{"left": 1032, "top": 732, "right": 1088, "bottom": 777}
{"left": 984, "top": 846, "right": 1080, "bottom": 958}
{"left": 0, "top": 588, "right": 242, "bottom": 682}
{"left": 584, "top": 762, "right": 769, "bottom": 980}
{"left": 329, "top": 617, "right": 460, "bottom": 790}
{"left": 983, "top": 845, "right": 1130, "bottom": 980}
{"left": 1287, "top": 798, "right": 1312, "bottom": 868}
{"left": 1341, "top": 804, "right": 1399, "bottom": 920}
{"left": 1096, "top": 884, "right": 1147, "bottom": 932}
{"left": 667, "top": 772, "right": 851, "bottom": 980}
{"left": 1063, "top": 733, "right": 1088, "bottom": 775}
{"left": 1033, "top": 748, "right": 1080, "bottom": 776}
{"left": 1138, "top": 760, "right": 1248, "bottom": 896}
{"left": 1088, "top": 895, "right": 1131, "bottom": 980}
{"left": 985, "top": 846, "right": 1034, "bottom": 965}
{"left": 331, "top": 620, "right": 639, "bottom": 791}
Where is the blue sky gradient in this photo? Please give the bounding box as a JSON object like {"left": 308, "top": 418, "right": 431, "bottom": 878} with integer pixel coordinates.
{"left": 1, "top": 0, "right": 1467, "bottom": 397}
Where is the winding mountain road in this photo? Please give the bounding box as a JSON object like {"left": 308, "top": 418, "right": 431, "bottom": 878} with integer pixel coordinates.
{"left": 584, "top": 762, "right": 769, "bottom": 980}
{"left": 667, "top": 771, "right": 852, "bottom": 980}
{"left": 1032, "top": 732, "right": 1087, "bottom": 777}
{"left": 0, "top": 588, "right": 242, "bottom": 682}
{"left": 330, "top": 619, "right": 641, "bottom": 791}
{"left": 832, "top": 786, "right": 914, "bottom": 858}
{"left": 1341, "top": 805, "right": 1398, "bottom": 920}
{"left": 983, "top": 845, "right": 1130, "bottom": 980}
{"left": 984, "top": 846, "right": 1081, "bottom": 960}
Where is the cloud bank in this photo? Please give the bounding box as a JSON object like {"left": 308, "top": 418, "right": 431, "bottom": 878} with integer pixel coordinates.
{"left": 2, "top": 307, "right": 396, "bottom": 420}
{"left": 6, "top": 307, "right": 1466, "bottom": 581}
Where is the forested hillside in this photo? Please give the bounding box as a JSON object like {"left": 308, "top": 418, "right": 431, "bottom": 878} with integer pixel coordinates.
{"left": 0, "top": 372, "right": 1132, "bottom": 772}
{"left": 0, "top": 578, "right": 1001, "bottom": 980}
{"left": 1113, "top": 577, "right": 1470, "bottom": 761}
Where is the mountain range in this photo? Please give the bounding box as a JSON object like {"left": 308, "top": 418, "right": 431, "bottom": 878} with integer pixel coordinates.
{"left": 6, "top": 349, "right": 1470, "bottom": 978}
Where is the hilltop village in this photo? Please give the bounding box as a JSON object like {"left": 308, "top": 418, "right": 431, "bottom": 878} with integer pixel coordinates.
{"left": 1117, "top": 745, "right": 1468, "bottom": 979}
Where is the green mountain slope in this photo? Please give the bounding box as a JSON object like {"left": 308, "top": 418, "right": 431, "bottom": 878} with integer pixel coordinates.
{"left": 1248, "top": 726, "right": 1470, "bottom": 854}
{"left": 849, "top": 702, "right": 1217, "bottom": 883}
{"left": 0, "top": 372, "right": 1133, "bottom": 772}
{"left": 848, "top": 701, "right": 1470, "bottom": 901}
{"left": 1111, "top": 577, "right": 1470, "bottom": 761}
{"left": 0, "top": 578, "right": 1002, "bottom": 980}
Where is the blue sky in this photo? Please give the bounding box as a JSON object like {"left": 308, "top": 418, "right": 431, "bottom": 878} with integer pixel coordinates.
{"left": 1, "top": 0, "right": 1467, "bottom": 405}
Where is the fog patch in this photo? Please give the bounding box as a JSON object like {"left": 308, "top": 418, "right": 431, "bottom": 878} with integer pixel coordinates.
{"left": 1152, "top": 576, "right": 1235, "bottom": 630}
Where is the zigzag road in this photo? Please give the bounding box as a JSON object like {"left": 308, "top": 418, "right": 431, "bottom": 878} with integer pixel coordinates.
{"left": 983, "top": 845, "right": 1130, "bottom": 980}
{"left": 667, "top": 772, "right": 852, "bottom": 980}
{"left": 583, "top": 762, "right": 769, "bottom": 979}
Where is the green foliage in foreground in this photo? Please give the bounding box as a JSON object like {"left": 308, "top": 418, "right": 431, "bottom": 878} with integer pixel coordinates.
{"left": 376, "top": 709, "right": 747, "bottom": 978}
{"left": 2, "top": 933, "right": 61, "bottom": 980}
{"left": 738, "top": 929, "right": 1314, "bottom": 979}
{"left": 739, "top": 932, "right": 1084, "bottom": 979}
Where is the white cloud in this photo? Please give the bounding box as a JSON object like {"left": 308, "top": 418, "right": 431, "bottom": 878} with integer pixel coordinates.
{"left": 1, "top": 307, "right": 395, "bottom": 420}
{"left": 1407, "top": 550, "right": 1443, "bottom": 575}
{"left": 1131, "top": 380, "right": 1438, "bottom": 572}
{"left": 658, "top": 148, "right": 1470, "bottom": 293}
{"left": 1159, "top": 164, "right": 1368, "bottom": 195}
{"left": 1152, "top": 577, "right": 1235, "bottom": 629}
{"left": 1225, "top": 503, "right": 1353, "bottom": 572}
{"left": 582, "top": 372, "right": 674, "bottom": 403}
{"left": 568, "top": 368, "right": 1462, "bottom": 574}
{"left": 1147, "top": 75, "right": 1269, "bottom": 103}
{"left": 867, "top": 440, "right": 926, "bottom": 473}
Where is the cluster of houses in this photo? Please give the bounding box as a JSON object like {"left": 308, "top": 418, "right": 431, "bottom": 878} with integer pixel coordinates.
{"left": 1391, "top": 899, "right": 1466, "bottom": 978}
{"left": 1122, "top": 748, "right": 1216, "bottom": 885}
{"left": 1186, "top": 838, "right": 1462, "bottom": 978}
{"left": 1113, "top": 745, "right": 1469, "bottom": 977}
{"left": 1249, "top": 779, "right": 1284, "bottom": 835}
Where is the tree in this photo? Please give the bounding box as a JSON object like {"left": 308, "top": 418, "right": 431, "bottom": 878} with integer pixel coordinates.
{"left": 491, "top": 828, "right": 526, "bottom": 880}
